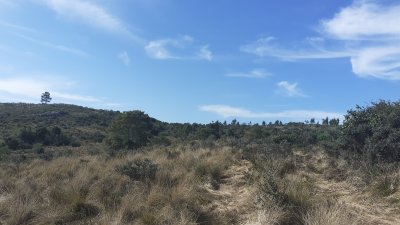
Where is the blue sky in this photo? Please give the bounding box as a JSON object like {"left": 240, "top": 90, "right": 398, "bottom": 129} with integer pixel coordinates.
{"left": 0, "top": 0, "right": 399, "bottom": 123}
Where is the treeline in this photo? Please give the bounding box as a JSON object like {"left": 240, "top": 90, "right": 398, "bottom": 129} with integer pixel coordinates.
{"left": 105, "top": 100, "right": 400, "bottom": 163}
{"left": 103, "top": 111, "right": 341, "bottom": 151}
{"left": 1, "top": 100, "right": 399, "bottom": 163}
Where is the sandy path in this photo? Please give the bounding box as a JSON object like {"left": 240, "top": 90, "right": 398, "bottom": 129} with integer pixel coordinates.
{"left": 202, "top": 160, "right": 255, "bottom": 224}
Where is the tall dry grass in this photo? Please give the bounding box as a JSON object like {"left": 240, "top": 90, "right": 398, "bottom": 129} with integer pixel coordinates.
{"left": 0, "top": 146, "right": 239, "bottom": 225}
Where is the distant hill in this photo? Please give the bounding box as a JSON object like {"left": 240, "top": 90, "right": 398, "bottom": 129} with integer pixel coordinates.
{"left": 0, "top": 103, "right": 120, "bottom": 144}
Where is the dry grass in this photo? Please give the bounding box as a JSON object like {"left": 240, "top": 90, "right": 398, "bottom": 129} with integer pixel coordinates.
{"left": 1, "top": 144, "right": 400, "bottom": 225}
{"left": 303, "top": 200, "right": 357, "bottom": 225}
{"left": 0, "top": 146, "right": 240, "bottom": 225}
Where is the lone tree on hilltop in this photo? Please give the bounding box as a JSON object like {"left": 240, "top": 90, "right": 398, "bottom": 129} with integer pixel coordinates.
{"left": 41, "top": 91, "right": 52, "bottom": 104}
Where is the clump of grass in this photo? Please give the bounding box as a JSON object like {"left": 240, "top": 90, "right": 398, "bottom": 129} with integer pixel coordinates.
{"left": 303, "top": 200, "right": 357, "bottom": 225}
{"left": 195, "top": 158, "right": 224, "bottom": 190}
{"left": 279, "top": 159, "right": 297, "bottom": 177}
{"left": 374, "top": 175, "right": 399, "bottom": 197}
{"left": 257, "top": 156, "right": 317, "bottom": 225}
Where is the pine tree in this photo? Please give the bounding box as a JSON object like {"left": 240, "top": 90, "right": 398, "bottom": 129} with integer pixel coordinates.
{"left": 41, "top": 91, "right": 52, "bottom": 104}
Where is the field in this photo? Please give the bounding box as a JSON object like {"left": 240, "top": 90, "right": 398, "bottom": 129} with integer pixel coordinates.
{"left": 1, "top": 102, "right": 400, "bottom": 225}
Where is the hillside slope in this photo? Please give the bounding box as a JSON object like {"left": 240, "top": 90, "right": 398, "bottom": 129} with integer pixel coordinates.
{"left": 0, "top": 103, "right": 119, "bottom": 143}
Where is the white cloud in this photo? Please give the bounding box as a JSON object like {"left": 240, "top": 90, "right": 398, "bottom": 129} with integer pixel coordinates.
{"left": 321, "top": 0, "right": 400, "bottom": 40}
{"left": 351, "top": 46, "right": 400, "bottom": 80}
{"left": 198, "top": 45, "right": 213, "bottom": 61}
{"left": 39, "top": 0, "right": 143, "bottom": 43}
{"left": 0, "top": 77, "right": 100, "bottom": 103}
{"left": 145, "top": 36, "right": 213, "bottom": 61}
{"left": 277, "top": 81, "right": 306, "bottom": 97}
{"left": 145, "top": 39, "right": 175, "bottom": 60}
{"left": 226, "top": 69, "right": 271, "bottom": 78}
{"left": 118, "top": 51, "right": 130, "bottom": 65}
{"left": 199, "top": 104, "right": 343, "bottom": 121}
{"left": 321, "top": 0, "right": 400, "bottom": 80}
{"left": 241, "top": 1, "right": 400, "bottom": 80}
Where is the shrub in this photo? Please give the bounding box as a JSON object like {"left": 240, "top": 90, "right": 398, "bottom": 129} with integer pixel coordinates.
{"left": 105, "top": 111, "right": 158, "bottom": 150}
{"left": 116, "top": 159, "right": 158, "bottom": 182}
{"left": 342, "top": 101, "right": 400, "bottom": 162}
{"left": 0, "top": 141, "right": 9, "bottom": 160}
{"left": 72, "top": 202, "right": 100, "bottom": 220}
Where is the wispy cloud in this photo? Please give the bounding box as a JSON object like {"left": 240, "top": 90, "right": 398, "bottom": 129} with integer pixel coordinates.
{"left": 52, "top": 92, "right": 100, "bottom": 102}
{"left": 39, "top": 0, "right": 144, "bottom": 43}
{"left": 0, "top": 20, "right": 39, "bottom": 34}
{"left": 0, "top": 20, "right": 86, "bottom": 57}
{"left": 241, "top": 0, "right": 400, "bottom": 80}
{"left": 145, "top": 39, "right": 177, "bottom": 60}
{"left": 117, "top": 51, "right": 130, "bottom": 65}
{"left": 145, "top": 35, "right": 213, "bottom": 61}
{"left": 0, "top": 76, "right": 100, "bottom": 103}
{"left": 277, "top": 81, "right": 306, "bottom": 97}
{"left": 240, "top": 36, "right": 350, "bottom": 61}
{"left": 198, "top": 45, "right": 213, "bottom": 61}
{"left": 15, "top": 33, "right": 88, "bottom": 57}
{"left": 199, "top": 104, "right": 343, "bottom": 121}
{"left": 226, "top": 69, "right": 271, "bottom": 78}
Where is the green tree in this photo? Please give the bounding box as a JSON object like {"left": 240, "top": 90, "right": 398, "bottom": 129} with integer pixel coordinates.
{"left": 105, "top": 111, "right": 157, "bottom": 150}
{"left": 41, "top": 91, "right": 52, "bottom": 104}
{"left": 322, "top": 117, "right": 329, "bottom": 125}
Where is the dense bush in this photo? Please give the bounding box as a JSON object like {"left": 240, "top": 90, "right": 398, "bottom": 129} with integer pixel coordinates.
{"left": 342, "top": 101, "right": 400, "bottom": 162}
{"left": 5, "top": 126, "right": 71, "bottom": 150}
{"left": 105, "top": 111, "right": 158, "bottom": 150}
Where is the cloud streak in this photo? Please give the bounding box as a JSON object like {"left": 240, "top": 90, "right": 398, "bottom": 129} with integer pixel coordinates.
{"left": 0, "top": 20, "right": 40, "bottom": 34}
{"left": 40, "top": 0, "right": 144, "bottom": 43}
{"left": 240, "top": 36, "right": 350, "bottom": 61}
{"left": 241, "top": 0, "right": 400, "bottom": 80}
{"left": 145, "top": 36, "right": 213, "bottom": 61}
{"left": 0, "top": 77, "right": 100, "bottom": 103}
{"left": 200, "top": 105, "right": 343, "bottom": 121}
{"left": 277, "top": 81, "right": 306, "bottom": 97}
{"left": 226, "top": 69, "right": 271, "bottom": 78}
{"left": 15, "top": 33, "right": 88, "bottom": 57}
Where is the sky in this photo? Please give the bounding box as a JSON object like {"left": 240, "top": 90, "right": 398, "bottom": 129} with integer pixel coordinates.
{"left": 0, "top": 0, "right": 400, "bottom": 123}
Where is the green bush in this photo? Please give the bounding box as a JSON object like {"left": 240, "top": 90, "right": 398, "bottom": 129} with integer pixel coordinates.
{"left": 342, "top": 101, "right": 400, "bottom": 162}
{"left": 105, "top": 111, "right": 158, "bottom": 150}
{"left": 116, "top": 159, "right": 158, "bottom": 182}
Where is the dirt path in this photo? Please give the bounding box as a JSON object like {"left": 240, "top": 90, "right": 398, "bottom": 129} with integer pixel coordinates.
{"left": 308, "top": 153, "right": 400, "bottom": 225}
{"left": 202, "top": 160, "right": 255, "bottom": 224}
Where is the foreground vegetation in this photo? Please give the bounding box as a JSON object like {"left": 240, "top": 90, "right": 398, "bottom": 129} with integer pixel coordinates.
{"left": 0, "top": 101, "right": 400, "bottom": 224}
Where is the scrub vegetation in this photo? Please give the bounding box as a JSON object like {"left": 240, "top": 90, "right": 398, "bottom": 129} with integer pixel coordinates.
{"left": 0, "top": 100, "right": 399, "bottom": 225}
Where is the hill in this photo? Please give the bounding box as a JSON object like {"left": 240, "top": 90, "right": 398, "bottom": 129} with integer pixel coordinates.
{"left": 0, "top": 103, "right": 119, "bottom": 145}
